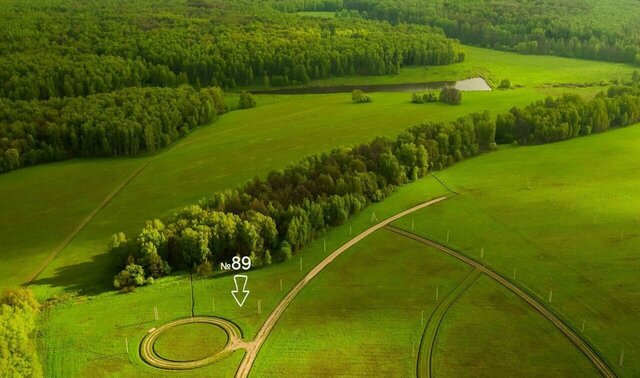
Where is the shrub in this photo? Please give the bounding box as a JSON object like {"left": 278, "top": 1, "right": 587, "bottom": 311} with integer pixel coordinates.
{"left": 439, "top": 87, "right": 462, "bottom": 105}
{"left": 499, "top": 79, "right": 512, "bottom": 89}
{"left": 239, "top": 91, "right": 256, "bottom": 109}
{"left": 113, "top": 263, "right": 146, "bottom": 290}
{"left": 352, "top": 89, "right": 372, "bottom": 103}
{"left": 280, "top": 241, "right": 293, "bottom": 261}
{"left": 195, "top": 261, "right": 213, "bottom": 276}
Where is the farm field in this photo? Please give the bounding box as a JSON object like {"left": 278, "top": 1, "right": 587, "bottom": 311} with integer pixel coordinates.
{"left": 38, "top": 121, "right": 640, "bottom": 377}
{"left": 3, "top": 1, "right": 640, "bottom": 377}
{"left": 392, "top": 123, "right": 640, "bottom": 376}
{"left": 153, "top": 322, "right": 229, "bottom": 362}
{"left": 5, "top": 86, "right": 555, "bottom": 292}
{"left": 1, "top": 39, "right": 630, "bottom": 292}
{"left": 39, "top": 175, "right": 450, "bottom": 377}
{"left": 432, "top": 276, "right": 597, "bottom": 377}
{"left": 252, "top": 230, "right": 473, "bottom": 377}
{"left": 251, "top": 229, "right": 597, "bottom": 377}
{"left": 3, "top": 42, "right": 627, "bottom": 291}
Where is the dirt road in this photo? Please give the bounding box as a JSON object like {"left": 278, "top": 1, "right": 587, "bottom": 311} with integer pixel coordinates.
{"left": 386, "top": 226, "right": 615, "bottom": 378}
{"left": 140, "top": 316, "right": 246, "bottom": 370}
{"left": 23, "top": 158, "right": 154, "bottom": 285}
{"left": 234, "top": 196, "right": 449, "bottom": 378}
{"left": 417, "top": 267, "right": 482, "bottom": 378}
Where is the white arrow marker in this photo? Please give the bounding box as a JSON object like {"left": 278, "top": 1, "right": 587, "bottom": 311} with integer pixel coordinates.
{"left": 231, "top": 275, "right": 250, "bottom": 307}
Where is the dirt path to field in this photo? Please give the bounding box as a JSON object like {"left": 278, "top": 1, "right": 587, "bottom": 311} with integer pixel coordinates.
{"left": 417, "top": 267, "right": 482, "bottom": 378}
{"left": 385, "top": 225, "right": 615, "bottom": 378}
{"left": 234, "top": 196, "right": 449, "bottom": 378}
{"left": 23, "top": 158, "right": 154, "bottom": 285}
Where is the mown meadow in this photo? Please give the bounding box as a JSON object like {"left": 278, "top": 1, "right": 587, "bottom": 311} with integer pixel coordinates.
{"left": 392, "top": 124, "right": 640, "bottom": 376}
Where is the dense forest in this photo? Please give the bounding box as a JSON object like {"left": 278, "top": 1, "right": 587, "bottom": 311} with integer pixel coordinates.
{"left": 270, "top": 0, "right": 640, "bottom": 65}
{"left": 0, "top": 0, "right": 465, "bottom": 174}
{"left": 111, "top": 82, "right": 640, "bottom": 289}
{"left": 0, "top": 86, "right": 225, "bottom": 173}
{"left": 0, "top": 0, "right": 463, "bottom": 101}
{"left": 110, "top": 111, "right": 496, "bottom": 289}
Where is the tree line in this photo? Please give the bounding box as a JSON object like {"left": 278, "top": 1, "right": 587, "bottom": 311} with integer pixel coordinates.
{"left": 0, "top": 86, "right": 225, "bottom": 173}
{"left": 496, "top": 85, "right": 640, "bottom": 145}
{"left": 338, "top": 0, "right": 640, "bottom": 66}
{"left": 110, "top": 111, "right": 497, "bottom": 289}
{"left": 0, "top": 0, "right": 464, "bottom": 101}
{"left": 0, "top": 288, "right": 42, "bottom": 378}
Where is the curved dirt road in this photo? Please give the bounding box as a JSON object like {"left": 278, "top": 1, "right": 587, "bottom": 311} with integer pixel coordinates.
{"left": 140, "top": 316, "right": 247, "bottom": 370}
{"left": 417, "top": 268, "right": 482, "bottom": 378}
{"left": 386, "top": 226, "right": 615, "bottom": 378}
{"left": 234, "top": 196, "right": 449, "bottom": 378}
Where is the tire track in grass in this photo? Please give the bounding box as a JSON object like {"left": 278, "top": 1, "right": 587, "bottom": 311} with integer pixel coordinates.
{"left": 416, "top": 267, "right": 482, "bottom": 378}
{"left": 385, "top": 225, "right": 615, "bottom": 378}
{"left": 234, "top": 196, "right": 450, "bottom": 378}
{"left": 23, "top": 158, "right": 155, "bottom": 285}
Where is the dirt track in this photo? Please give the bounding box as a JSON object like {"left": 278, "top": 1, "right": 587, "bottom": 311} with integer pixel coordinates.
{"left": 234, "top": 196, "right": 449, "bottom": 378}
{"left": 386, "top": 225, "right": 615, "bottom": 378}
{"left": 417, "top": 267, "right": 481, "bottom": 378}
{"left": 139, "top": 316, "right": 247, "bottom": 370}
{"left": 23, "top": 158, "right": 154, "bottom": 285}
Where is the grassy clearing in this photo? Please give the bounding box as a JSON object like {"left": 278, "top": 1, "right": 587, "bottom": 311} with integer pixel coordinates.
{"left": 308, "top": 45, "right": 638, "bottom": 88}
{"left": 392, "top": 124, "right": 640, "bottom": 376}
{"left": 39, "top": 175, "right": 450, "bottom": 377}
{"left": 252, "top": 229, "right": 472, "bottom": 377}
{"left": 251, "top": 229, "right": 594, "bottom": 377}
{"left": 21, "top": 88, "right": 552, "bottom": 294}
{"left": 0, "top": 158, "right": 146, "bottom": 288}
{"left": 153, "top": 323, "right": 228, "bottom": 361}
{"left": 433, "top": 276, "right": 597, "bottom": 377}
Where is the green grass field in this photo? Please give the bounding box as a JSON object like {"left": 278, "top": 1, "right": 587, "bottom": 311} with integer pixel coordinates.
{"left": 252, "top": 230, "right": 473, "bottom": 376}
{"left": 392, "top": 124, "right": 640, "bottom": 376}
{"left": 432, "top": 276, "right": 597, "bottom": 377}
{"left": 2, "top": 45, "right": 638, "bottom": 377}
{"left": 4, "top": 88, "right": 555, "bottom": 293}
{"left": 39, "top": 175, "right": 451, "bottom": 377}
{"left": 251, "top": 229, "right": 596, "bottom": 377}
{"left": 308, "top": 45, "right": 638, "bottom": 88}
{"left": 1, "top": 45, "right": 627, "bottom": 292}
{"left": 154, "top": 323, "right": 228, "bottom": 361}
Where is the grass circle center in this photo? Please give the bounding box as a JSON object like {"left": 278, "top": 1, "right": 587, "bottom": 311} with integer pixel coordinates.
{"left": 153, "top": 322, "right": 229, "bottom": 362}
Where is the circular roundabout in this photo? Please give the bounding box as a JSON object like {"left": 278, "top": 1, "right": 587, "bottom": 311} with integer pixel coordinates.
{"left": 140, "top": 316, "right": 244, "bottom": 370}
